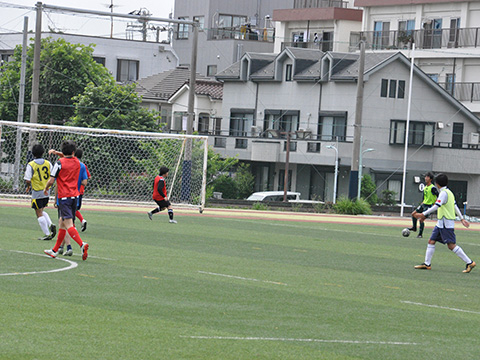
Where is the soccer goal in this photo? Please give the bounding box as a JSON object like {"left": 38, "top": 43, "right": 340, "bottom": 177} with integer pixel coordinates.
{"left": 0, "top": 120, "right": 208, "bottom": 212}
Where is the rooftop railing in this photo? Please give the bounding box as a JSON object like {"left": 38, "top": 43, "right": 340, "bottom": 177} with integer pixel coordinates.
{"left": 294, "top": 0, "right": 349, "bottom": 8}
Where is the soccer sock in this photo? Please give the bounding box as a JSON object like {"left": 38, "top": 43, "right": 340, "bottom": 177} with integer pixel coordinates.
{"left": 38, "top": 216, "right": 50, "bottom": 235}
{"left": 67, "top": 227, "right": 83, "bottom": 247}
{"left": 419, "top": 222, "right": 425, "bottom": 235}
{"left": 53, "top": 229, "right": 67, "bottom": 252}
{"left": 411, "top": 217, "right": 417, "bottom": 230}
{"left": 168, "top": 209, "right": 174, "bottom": 220}
{"left": 43, "top": 212, "right": 52, "bottom": 227}
{"left": 452, "top": 245, "right": 472, "bottom": 264}
{"left": 425, "top": 244, "right": 435, "bottom": 265}
{"left": 151, "top": 207, "right": 161, "bottom": 214}
{"left": 66, "top": 244, "right": 72, "bottom": 251}
{"left": 76, "top": 210, "right": 84, "bottom": 222}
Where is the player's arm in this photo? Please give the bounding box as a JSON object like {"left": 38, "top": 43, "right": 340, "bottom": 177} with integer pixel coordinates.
{"left": 44, "top": 161, "right": 60, "bottom": 195}
{"left": 48, "top": 149, "right": 64, "bottom": 158}
{"left": 24, "top": 163, "right": 33, "bottom": 193}
{"left": 454, "top": 203, "right": 470, "bottom": 228}
{"left": 43, "top": 177, "right": 55, "bottom": 196}
{"left": 431, "top": 187, "right": 439, "bottom": 197}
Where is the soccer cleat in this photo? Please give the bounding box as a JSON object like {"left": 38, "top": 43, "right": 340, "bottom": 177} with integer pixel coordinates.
{"left": 63, "top": 248, "right": 73, "bottom": 256}
{"left": 169, "top": 219, "right": 177, "bottom": 224}
{"left": 408, "top": 227, "right": 417, "bottom": 232}
{"left": 414, "top": 263, "right": 431, "bottom": 270}
{"left": 417, "top": 234, "right": 423, "bottom": 238}
{"left": 44, "top": 249, "right": 58, "bottom": 258}
{"left": 58, "top": 246, "right": 64, "bottom": 255}
{"left": 81, "top": 243, "right": 89, "bottom": 261}
{"left": 38, "top": 234, "right": 54, "bottom": 241}
{"left": 463, "top": 261, "right": 476, "bottom": 273}
{"left": 147, "top": 212, "right": 153, "bottom": 220}
{"left": 49, "top": 224, "right": 57, "bottom": 238}
{"left": 81, "top": 220, "right": 87, "bottom": 232}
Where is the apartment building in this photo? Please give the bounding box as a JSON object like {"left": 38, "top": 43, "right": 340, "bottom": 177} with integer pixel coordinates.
{"left": 351, "top": 0, "right": 480, "bottom": 117}
{"left": 215, "top": 47, "right": 480, "bottom": 206}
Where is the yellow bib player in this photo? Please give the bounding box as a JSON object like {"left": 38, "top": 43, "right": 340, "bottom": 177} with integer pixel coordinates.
{"left": 24, "top": 143, "right": 56, "bottom": 240}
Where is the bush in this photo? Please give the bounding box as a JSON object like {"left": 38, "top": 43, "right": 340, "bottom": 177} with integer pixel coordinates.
{"left": 380, "top": 189, "right": 397, "bottom": 206}
{"left": 360, "top": 175, "right": 378, "bottom": 205}
{"left": 212, "top": 175, "right": 237, "bottom": 199}
{"left": 252, "top": 202, "right": 269, "bottom": 211}
{"left": 334, "top": 197, "right": 372, "bottom": 215}
{"left": 233, "top": 163, "right": 255, "bottom": 199}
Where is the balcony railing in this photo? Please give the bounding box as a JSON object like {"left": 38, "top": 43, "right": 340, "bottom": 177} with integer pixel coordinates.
{"left": 438, "top": 82, "right": 480, "bottom": 102}
{"left": 208, "top": 27, "right": 274, "bottom": 42}
{"left": 281, "top": 40, "right": 333, "bottom": 52}
{"left": 350, "top": 27, "right": 480, "bottom": 51}
{"left": 294, "top": 0, "right": 349, "bottom": 8}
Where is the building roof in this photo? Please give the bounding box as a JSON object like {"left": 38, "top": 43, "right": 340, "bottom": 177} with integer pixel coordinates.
{"left": 330, "top": 52, "right": 395, "bottom": 80}
{"left": 193, "top": 80, "right": 223, "bottom": 100}
{"left": 136, "top": 66, "right": 208, "bottom": 101}
{"left": 355, "top": 0, "right": 464, "bottom": 6}
{"left": 273, "top": 7, "right": 363, "bottom": 22}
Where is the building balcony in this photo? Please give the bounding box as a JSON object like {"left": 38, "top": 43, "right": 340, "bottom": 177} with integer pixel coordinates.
{"left": 437, "top": 82, "right": 480, "bottom": 103}
{"left": 281, "top": 40, "right": 333, "bottom": 52}
{"left": 294, "top": 0, "right": 349, "bottom": 8}
{"left": 207, "top": 27, "right": 274, "bottom": 42}
{"left": 350, "top": 27, "right": 480, "bottom": 51}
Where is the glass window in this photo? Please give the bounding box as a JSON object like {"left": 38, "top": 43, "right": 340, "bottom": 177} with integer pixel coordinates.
{"left": 93, "top": 56, "right": 106, "bottom": 66}
{"left": 117, "top": 59, "right": 139, "bottom": 82}
{"left": 318, "top": 113, "right": 347, "bottom": 141}
{"left": 285, "top": 64, "right": 293, "bottom": 82}
{"left": 264, "top": 110, "right": 300, "bottom": 138}
{"left": 389, "top": 120, "right": 435, "bottom": 146}
{"left": 388, "top": 180, "right": 401, "bottom": 201}
{"left": 177, "top": 17, "right": 189, "bottom": 39}
{"left": 381, "top": 79, "right": 388, "bottom": 97}
{"left": 398, "top": 80, "right": 406, "bottom": 99}
{"left": 207, "top": 65, "right": 217, "bottom": 77}
{"left": 230, "top": 110, "right": 254, "bottom": 136}
{"left": 389, "top": 80, "right": 397, "bottom": 98}
{"left": 193, "top": 16, "right": 205, "bottom": 30}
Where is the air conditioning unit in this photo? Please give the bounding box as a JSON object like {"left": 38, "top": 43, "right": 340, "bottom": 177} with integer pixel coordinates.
{"left": 251, "top": 126, "right": 261, "bottom": 137}
{"left": 468, "top": 132, "right": 479, "bottom": 145}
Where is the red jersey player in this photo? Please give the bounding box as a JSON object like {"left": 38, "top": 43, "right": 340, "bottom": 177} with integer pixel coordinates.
{"left": 147, "top": 166, "right": 176, "bottom": 223}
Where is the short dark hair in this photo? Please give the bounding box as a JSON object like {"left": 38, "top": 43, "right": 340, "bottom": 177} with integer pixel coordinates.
{"left": 75, "top": 148, "right": 83, "bottom": 160}
{"left": 435, "top": 173, "right": 448, "bottom": 187}
{"left": 31, "top": 143, "right": 44, "bottom": 158}
{"left": 424, "top": 172, "right": 434, "bottom": 181}
{"left": 159, "top": 166, "right": 169, "bottom": 175}
{"left": 61, "top": 140, "right": 76, "bottom": 156}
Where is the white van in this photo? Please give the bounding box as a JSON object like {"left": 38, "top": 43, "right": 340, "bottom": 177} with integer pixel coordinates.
{"left": 246, "top": 191, "right": 301, "bottom": 202}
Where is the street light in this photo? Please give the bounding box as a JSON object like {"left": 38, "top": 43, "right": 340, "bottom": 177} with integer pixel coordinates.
{"left": 357, "top": 147, "right": 375, "bottom": 199}
{"left": 326, "top": 145, "right": 338, "bottom": 204}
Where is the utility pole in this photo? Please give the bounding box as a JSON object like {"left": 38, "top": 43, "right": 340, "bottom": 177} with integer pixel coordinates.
{"left": 349, "top": 40, "right": 365, "bottom": 199}
{"left": 13, "top": 17, "right": 29, "bottom": 191}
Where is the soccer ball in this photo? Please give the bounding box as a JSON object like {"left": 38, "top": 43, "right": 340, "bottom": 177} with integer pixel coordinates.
{"left": 402, "top": 228, "right": 410, "bottom": 237}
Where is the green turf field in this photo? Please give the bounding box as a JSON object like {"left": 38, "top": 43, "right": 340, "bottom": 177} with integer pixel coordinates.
{"left": 1, "top": 205, "right": 479, "bottom": 360}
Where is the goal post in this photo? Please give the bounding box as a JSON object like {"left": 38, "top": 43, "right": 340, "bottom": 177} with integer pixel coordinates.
{"left": 0, "top": 120, "right": 208, "bottom": 212}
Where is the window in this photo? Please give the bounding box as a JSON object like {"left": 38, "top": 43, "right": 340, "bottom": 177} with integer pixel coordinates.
{"left": 446, "top": 73, "right": 455, "bottom": 95}
{"left": 373, "top": 21, "right": 390, "bottom": 49}
{"left": 117, "top": 59, "right": 139, "bottom": 82}
{"left": 207, "top": 65, "right": 217, "bottom": 77}
{"left": 214, "top": 137, "right": 226, "bottom": 148}
{"left": 283, "top": 141, "right": 297, "bottom": 152}
{"left": 278, "top": 170, "right": 292, "bottom": 192}
{"left": 172, "top": 111, "right": 187, "bottom": 132}
{"left": 390, "top": 120, "right": 435, "bottom": 146}
{"left": 177, "top": 17, "right": 189, "bottom": 39}
{"left": 93, "top": 56, "right": 106, "bottom": 66}
{"left": 398, "top": 20, "right": 415, "bottom": 34}
{"left": 452, "top": 122, "right": 464, "bottom": 148}
{"left": 381, "top": 79, "right": 405, "bottom": 99}
{"left": 285, "top": 64, "right": 293, "bottom": 81}
{"left": 307, "top": 142, "right": 321, "bottom": 153}
{"left": 235, "top": 139, "right": 248, "bottom": 149}
{"left": 423, "top": 18, "right": 442, "bottom": 49}
{"left": 389, "top": 80, "right": 397, "bottom": 98}
{"left": 387, "top": 180, "right": 401, "bottom": 201}
{"left": 193, "top": 16, "right": 205, "bottom": 31}
{"left": 198, "top": 113, "right": 209, "bottom": 134}
{"left": 318, "top": 112, "right": 347, "bottom": 141}
{"left": 398, "top": 80, "right": 406, "bottom": 99}
{"left": 230, "top": 109, "right": 254, "bottom": 136}
{"left": 449, "top": 18, "right": 460, "bottom": 45}
{"left": 217, "top": 14, "right": 248, "bottom": 39}
{"left": 427, "top": 74, "right": 439, "bottom": 83}
{"left": 264, "top": 110, "right": 299, "bottom": 138}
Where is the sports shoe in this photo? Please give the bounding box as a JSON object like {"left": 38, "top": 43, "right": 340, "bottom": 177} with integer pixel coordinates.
{"left": 414, "top": 263, "right": 431, "bottom": 270}
{"left": 416, "top": 234, "right": 423, "bottom": 238}
{"left": 147, "top": 212, "right": 153, "bottom": 220}
{"left": 169, "top": 219, "right": 177, "bottom": 224}
{"left": 463, "top": 261, "right": 476, "bottom": 273}
{"left": 81, "top": 220, "right": 87, "bottom": 232}
{"left": 38, "top": 234, "right": 53, "bottom": 241}
{"left": 49, "top": 224, "right": 57, "bottom": 238}
{"left": 44, "top": 249, "right": 58, "bottom": 258}
{"left": 63, "top": 248, "right": 73, "bottom": 256}
{"left": 58, "top": 246, "right": 64, "bottom": 255}
{"left": 408, "top": 227, "right": 417, "bottom": 232}
{"left": 81, "top": 243, "right": 89, "bottom": 261}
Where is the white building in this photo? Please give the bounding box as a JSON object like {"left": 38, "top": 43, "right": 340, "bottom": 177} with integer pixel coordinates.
{"left": 215, "top": 47, "right": 480, "bottom": 207}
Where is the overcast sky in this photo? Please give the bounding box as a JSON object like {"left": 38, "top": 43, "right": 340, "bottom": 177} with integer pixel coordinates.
{"left": 0, "top": 0, "right": 175, "bottom": 41}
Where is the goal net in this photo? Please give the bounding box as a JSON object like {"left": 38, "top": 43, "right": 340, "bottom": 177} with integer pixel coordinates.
{"left": 0, "top": 121, "right": 208, "bottom": 211}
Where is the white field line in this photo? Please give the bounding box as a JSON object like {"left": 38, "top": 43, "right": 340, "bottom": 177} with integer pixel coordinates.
{"left": 198, "top": 271, "right": 287, "bottom": 286}
{"left": 0, "top": 249, "right": 77, "bottom": 276}
{"left": 67, "top": 253, "right": 116, "bottom": 261}
{"left": 182, "top": 335, "right": 418, "bottom": 346}
{"left": 401, "top": 301, "right": 480, "bottom": 315}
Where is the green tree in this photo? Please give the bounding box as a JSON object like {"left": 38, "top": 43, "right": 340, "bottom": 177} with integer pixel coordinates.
{"left": 360, "top": 174, "right": 378, "bottom": 205}
{"left": 233, "top": 162, "right": 255, "bottom": 199}
{"left": 0, "top": 37, "right": 111, "bottom": 124}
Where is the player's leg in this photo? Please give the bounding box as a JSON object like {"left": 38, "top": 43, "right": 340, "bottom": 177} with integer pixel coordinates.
{"left": 167, "top": 203, "right": 176, "bottom": 223}
{"left": 445, "top": 231, "right": 475, "bottom": 273}
{"left": 408, "top": 209, "right": 418, "bottom": 232}
{"left": 148, "top": 200, "right": 164, "bottom": 220}
{"left": 414, "top": 228, "right": 440, "bottom": 269}
{"left": 418, "top": 220, "right": 425, "bottom": 238}
{"left": 76, "top": 195, "right": 87, "bottom": 232}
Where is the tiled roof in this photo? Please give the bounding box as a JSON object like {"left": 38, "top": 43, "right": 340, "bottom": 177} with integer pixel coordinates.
{"left": 194, "top": 80, "right": 223, "bottom": 100}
